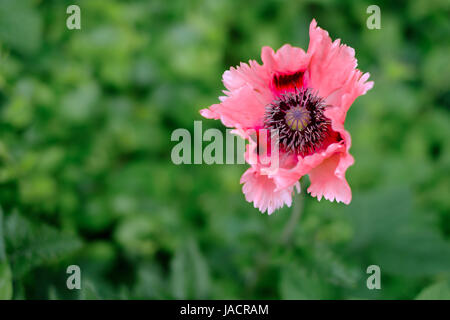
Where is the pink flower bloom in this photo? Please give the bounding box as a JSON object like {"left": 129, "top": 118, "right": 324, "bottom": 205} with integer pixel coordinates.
{"left": 200, "top": 19, "right": 373, "bottom": 214}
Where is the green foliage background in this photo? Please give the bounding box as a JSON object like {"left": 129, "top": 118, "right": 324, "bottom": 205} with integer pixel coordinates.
{"left": 0, "top": 0, "right": 449, "bottom": 299}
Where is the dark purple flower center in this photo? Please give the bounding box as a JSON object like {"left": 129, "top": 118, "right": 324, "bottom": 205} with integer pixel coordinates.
{"left": 264, "top": 88, "right": 331, "bottom": 155}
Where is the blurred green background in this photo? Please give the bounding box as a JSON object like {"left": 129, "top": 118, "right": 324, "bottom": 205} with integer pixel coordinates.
{"left": 0, "top": 0, "right": 449, "bottom": 300}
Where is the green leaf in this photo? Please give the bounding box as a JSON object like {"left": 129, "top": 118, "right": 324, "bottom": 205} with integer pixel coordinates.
{"left": 279, "top": 265, "right": 332, "bottom": 300}
{"left": 346, "top": 188, "right": 413, "bottom": 250}
{"left": 5, "top": 211, "right": 82, "bottom": 277}
{"left": 416, "top": 281, "right": 450, "bottom": 300}
{"left": 170, "top": 239, "right": 210, "bottom": 299}
{"left": 372, "top": 229, "right": 450, "bottom": 277}
{"left": 312, "top": 245, "right": 361, "bottom": 288}
{"left": 347, "top": 188, "right": 450, "bottom": 276}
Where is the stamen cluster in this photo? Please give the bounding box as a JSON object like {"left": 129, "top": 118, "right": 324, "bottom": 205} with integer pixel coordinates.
{"left": 264, "top": 88, "right": 330, "bottom": 155}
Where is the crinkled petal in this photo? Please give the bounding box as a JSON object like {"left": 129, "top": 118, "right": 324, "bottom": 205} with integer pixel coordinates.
{"left": 222, "top": 60, "right": 273, "bottom": 103}
{"left": 240, "top": 167, "right": 299, "bottom": 214}
{"left": 307, "top": 19, "right": 373, "bottom": 112}
{"left": 261, "top": 44, "right": 309, "bottom": 74}
{"left": 242, "top": 123, "right": 350, "bottom": 198}
{"left": 302, "top": 104, "right": 354, "bottom": 204}
{"left": 270, "top": 139, "right": 345, "bottom": 191}
{"left": 307, "top": 152, "right": 354, "bottom": 204}
{"left": 324, "top": 105, "right": 352, "bottom": 151}
{"left": 199, "top": 85, "right": 266, "bottom": 130}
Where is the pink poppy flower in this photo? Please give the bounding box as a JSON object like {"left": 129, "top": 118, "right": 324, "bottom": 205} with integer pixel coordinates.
{"left": 200, "top": 19, "right": 373, "bottom": 214}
